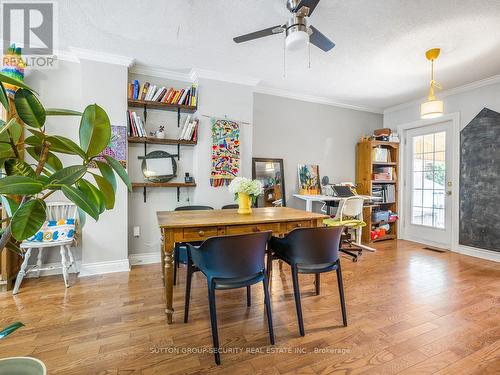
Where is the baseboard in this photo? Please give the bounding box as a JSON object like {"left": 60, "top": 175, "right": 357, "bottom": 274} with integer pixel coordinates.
{"left": 454, "top": 245, "right": 500, "bottom": 262}
{"left": 78, "top": 259, "right": 130, "bottom": 277}
{"left": 25, "top": 261, "right": 81, "bottom": 278}
{"left": 129, "top": 251, "right": 161, "bottom": 266}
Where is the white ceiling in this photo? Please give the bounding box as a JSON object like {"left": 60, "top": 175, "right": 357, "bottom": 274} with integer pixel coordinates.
{"left": 57, "top": 0, "right": 500, "bottom": 112}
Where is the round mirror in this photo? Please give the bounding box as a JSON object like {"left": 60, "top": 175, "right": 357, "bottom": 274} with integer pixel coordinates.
{"left": 140, "top": 150, "right": 177, "bottom": 182}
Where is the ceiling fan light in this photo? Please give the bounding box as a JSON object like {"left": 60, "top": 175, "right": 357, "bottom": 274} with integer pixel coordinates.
{"left": 421, "top": 100, "right": 444, "bottom": 119}
{"left": 286, "top": 30, "right": 309, "bottom": 50}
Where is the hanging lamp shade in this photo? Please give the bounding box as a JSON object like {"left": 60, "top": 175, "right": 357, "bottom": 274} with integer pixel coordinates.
{"left": 421, "top": 48, "right": 444, "bottom": 119}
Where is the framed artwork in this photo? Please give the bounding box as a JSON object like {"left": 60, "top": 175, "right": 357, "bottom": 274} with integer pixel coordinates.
{"left": 88, "top": 125, "right": 127, "bottom": 168}
{"left": 297, "top": 164, "right": 321, "bottom": 195}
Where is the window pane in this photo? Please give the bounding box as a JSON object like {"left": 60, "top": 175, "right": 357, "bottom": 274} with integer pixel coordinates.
{"left": 412, "top": 207, "right": 423, "bottom": 225}
{"left": 413, "top": 189, "right": 423, "bottom": 207}
{"left": 413, "top": 154, "right": 424, "bottom": 171}
{"left": 413, "top": 136, "right": 423, "bottom": 154}
{"left": 433, "top": 190, "right": 445, "bottom": 209}
{"left": 413, "top": 171, "right": 423, "bottom": 189}
{"left": 423, "top": 190, "right": 433, "bottom": 208}
{"left": 422, "top": 207, "right": 433, "bottom": 226}
{"left": 423, "top": 172, "right": 434, "bottom": 188}
{"left": 423, "top": 134, "right": 433, "bottom": 153}
{"left": 435, "top": 132, "right": 446, "bottom": 152}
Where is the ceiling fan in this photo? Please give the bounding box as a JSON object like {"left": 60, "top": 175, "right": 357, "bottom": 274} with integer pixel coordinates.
{"left": 233, "top": 0, "right": 335, "bottom": 52}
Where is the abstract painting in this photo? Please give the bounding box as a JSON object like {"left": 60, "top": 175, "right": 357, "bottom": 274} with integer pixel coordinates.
{"left": 88, "top": 125, "right": 127, "bottom": 168}
{"left": 298, "top": 164, "right": 321, "bottom": 195}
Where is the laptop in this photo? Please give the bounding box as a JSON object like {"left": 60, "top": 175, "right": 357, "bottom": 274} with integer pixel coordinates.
{"left": 331, "top": 185, "right": 355, "bottom": 198}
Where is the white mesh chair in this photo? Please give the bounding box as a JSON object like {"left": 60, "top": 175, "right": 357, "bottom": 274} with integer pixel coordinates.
{"left": 12, "top": 202, "right": 78, "bottom": 294}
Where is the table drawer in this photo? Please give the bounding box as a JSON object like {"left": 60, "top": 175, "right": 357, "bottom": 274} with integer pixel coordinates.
{"left": 286, "top": 220, "right": 313, "bottom": 231}
{"left": 225, "top": 223, "right": 279, "bottom": 235}
{"left": 183, "top": 227, "right": 218, "bottom": 241}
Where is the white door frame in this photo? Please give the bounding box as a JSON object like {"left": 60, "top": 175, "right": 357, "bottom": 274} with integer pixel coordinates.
{"left": 397, "top": 112, "right": 460, "bottom": 249}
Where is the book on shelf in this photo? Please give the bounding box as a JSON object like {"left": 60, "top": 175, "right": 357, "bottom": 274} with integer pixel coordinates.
{"left": 372, "top": 184, "right": 396, "bottom": 204}
{"left": 127, "top": 80, "right": 198, "bottom": 107}
{"left": 127, "top": 110, "right": 147, "bottom": 137}
{"left": 177, "top": 116, "right": 198, "bottom": 141}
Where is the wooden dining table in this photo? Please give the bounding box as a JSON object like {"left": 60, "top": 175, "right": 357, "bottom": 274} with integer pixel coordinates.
{"left": 157, "top": 207, "right": 329, "bottom": 324}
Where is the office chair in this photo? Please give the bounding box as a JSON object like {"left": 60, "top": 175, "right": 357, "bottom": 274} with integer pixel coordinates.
{"left": 268, "top": 226, "right": 346, "bottom": 336}
{"left": 185, "top": 232, "right": 274, "bottom": 365}
{"left": 323, "top": 196, "right": 366, "bottom": 262}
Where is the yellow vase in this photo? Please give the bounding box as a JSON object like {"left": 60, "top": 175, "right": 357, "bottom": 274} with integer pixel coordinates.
{"left": 237, "top": 193, "right": 252, "bottom": 214}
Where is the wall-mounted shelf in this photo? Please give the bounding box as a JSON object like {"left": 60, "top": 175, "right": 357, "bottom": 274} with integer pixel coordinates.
{"left": 132, "top": 182, "right": 197, "bottom": 203}
{"left": 127, "top": 136, "right": 197, "bottom": 146}
{"left": 128, "top": 99, "right": 197, "bottom": 113}
{"left": 371, "top": 180, "right": 397, "bottom": 184}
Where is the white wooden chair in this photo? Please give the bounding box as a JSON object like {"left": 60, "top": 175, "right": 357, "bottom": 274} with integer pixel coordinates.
{"left": 12, "top": 202, "right": 78, "bottom": 295}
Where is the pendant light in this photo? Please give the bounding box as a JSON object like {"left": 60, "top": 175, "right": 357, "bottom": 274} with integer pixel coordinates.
{"left": 421, "top": 48, "right": 444, "bottom": 119}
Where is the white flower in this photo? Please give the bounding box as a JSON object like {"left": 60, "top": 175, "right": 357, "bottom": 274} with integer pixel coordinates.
{"left": 228, "top": 177, "right": 263, "bottom": 197}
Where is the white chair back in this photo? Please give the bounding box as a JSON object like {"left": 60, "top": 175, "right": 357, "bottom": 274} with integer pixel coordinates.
{"left": 46, "top": 202, "right": 78, "bottom": 222}
{"left": 335, "top": 196, "right": 364, "bottom": 221}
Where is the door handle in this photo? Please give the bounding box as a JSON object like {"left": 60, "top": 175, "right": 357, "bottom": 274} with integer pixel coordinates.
{"left": 446, "top": 191, "right": 452, "bottom": 196}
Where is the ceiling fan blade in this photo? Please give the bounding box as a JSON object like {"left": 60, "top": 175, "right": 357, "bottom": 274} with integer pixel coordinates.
{"left": 233, "top": 26, "right": 284, "bottom": 43}
{"left": 309, "top": 26, "right": 335, "bottom": 52}
{"left": 293, "top": 0, "right": 321, "bottom": 16}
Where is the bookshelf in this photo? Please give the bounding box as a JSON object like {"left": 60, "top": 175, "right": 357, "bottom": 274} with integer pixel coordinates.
{"left": 356, "top": 140, "right": 399, "bottom": 243}
{"left": 127, "top": 136, "right": 197, "bottom": 146}
{"left": 128, "top": 99, "right": 197, "bottom": 113}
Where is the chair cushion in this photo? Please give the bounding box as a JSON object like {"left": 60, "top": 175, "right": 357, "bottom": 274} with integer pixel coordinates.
{"left": 324, "top": 218, "right": 366, "bottom": 228}
{"left": 27, "top": 219, "right": 75, "bottom": 243}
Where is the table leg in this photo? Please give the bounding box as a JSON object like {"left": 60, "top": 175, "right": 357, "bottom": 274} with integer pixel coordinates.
{"left": 160, "top": 235, "right": 165, "bottom": 286}
{"left": 163, "top": 229, "right": 175, "bottom": 324}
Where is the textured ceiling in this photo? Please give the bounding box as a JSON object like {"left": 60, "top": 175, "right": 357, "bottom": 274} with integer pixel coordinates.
{"left": 57, "top": 0, "right": 500, "bottom": 111}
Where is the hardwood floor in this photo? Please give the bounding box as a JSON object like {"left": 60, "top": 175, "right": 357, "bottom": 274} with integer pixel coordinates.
{"left": 1, "top": 240, "right": 499, "bottom": 374}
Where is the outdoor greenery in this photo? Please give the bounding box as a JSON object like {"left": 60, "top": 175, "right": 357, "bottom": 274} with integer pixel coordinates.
{"left": 0, "top": 72, "right": 131, "bottom": 258}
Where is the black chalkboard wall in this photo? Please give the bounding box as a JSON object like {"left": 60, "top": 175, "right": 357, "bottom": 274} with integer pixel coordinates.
{"left": 459, "top": 108, "right": 500, "bottom": 252}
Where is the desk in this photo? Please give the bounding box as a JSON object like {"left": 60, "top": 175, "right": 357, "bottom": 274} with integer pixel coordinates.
{"left": 293, "top": 194, "right": 376, "bottom": 212}
{"left": 157, "top": 207, "right": 328, "bottom": 324}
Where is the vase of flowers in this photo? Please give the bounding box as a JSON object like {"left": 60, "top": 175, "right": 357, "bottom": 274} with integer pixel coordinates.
{"left": 228, "top": 177, "right": 263, "bottom": 214}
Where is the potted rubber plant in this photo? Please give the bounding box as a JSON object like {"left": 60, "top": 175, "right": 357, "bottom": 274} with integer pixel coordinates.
{"left": 228, "top": 177, "right": 263, "bottom": 214}
{"left": 0, "top": 69, "right": 131, "bottom": 373}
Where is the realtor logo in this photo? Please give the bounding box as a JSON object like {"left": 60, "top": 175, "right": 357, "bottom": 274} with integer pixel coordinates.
{"left": 2, "top": 2, "right": 54, "bottom": 55}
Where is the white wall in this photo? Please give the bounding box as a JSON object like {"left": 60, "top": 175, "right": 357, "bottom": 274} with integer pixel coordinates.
{"left": 384, "top": 79, "right": 500, "bottom": 261}
{"left": 26, "top": 59, "right": 130, "bottom": 273}
{"left": 128, "top": 77, "right": 254, "bottom": 256}
{"left": 253, "top": 93, "right": 383, "bottom": 211}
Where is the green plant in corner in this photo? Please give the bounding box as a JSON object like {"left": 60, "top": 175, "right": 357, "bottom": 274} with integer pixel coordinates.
{"left": 0, "top": 73, "right": 131, "bottom": 339}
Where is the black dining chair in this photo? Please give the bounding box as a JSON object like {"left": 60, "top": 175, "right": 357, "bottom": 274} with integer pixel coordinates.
{"left": 185, "top": 232, "right": 274, "bottom": 365}
{"left": 221, "top": 204, "right": 238, "bottom": 209}
{"left": 268, "top": 226, "right": 346, "bottom": 336}
{"left": 173, "top": 205, "right": 214, "bottom": 285}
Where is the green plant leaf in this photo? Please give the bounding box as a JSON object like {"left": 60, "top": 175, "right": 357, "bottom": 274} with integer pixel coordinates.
{"left": 11, "top": 198, "right": 46, "bottom": 241}
{"left": 0, "top": 82, "right": 9, "bottom": 112}
{"left": 103, "top": 156, "right": 131, "bottom": 192}
{"left": 61, "top": 185, "right": 99, "bottom": 220}
{"left": 6, "top": 239, "right": 23, "bottom": 256}
{"left": 95, "top": 160, "right": 116, "bottom": 192}
{"left": 48, "top": 165, "right": 87, "bottom": 186}
{"left": 77, "top": 207, "right": 86, "bottom": 229}
{"left": 0, "top": 118, "right": 18, "bottom": 136}
{"left": 5, "top": 159, "right": 36, "bottom": 178}
{"left": 26, "top": 147, "right": 63, "bottom": 173}
{"left": 79, "top": 104, "right": 111, "bottom": 157}
{"left": 45, "top": 135, "right": 87, "bottom": 159}
{"left": 26, "top": 127, "right": 45, "bottom": 139}
{"left": 0, "top": 322, "right": 24, "bottom": 339}
{"left": 0, "top": 175, "right": 44, "bottom": 195}
{"left": 77, "top": 179, "right": 105, "bottom": 214}
{"left": 92, "top": 173, "right": 115, "bottom": 209}
{"left": 0, "top": 72, "right": 36, "bottom": 92}
{"left": 14, "top": 89, "right": 46, "bottom": 128}
{"left": 46, "top": 108, "right": 82, "bottom": 116}
{"left": 1, "top": 195, "right": 19, "bottom": 217}
{"left": 0, "top": 119, "right": 22, "bottom": 145}
{"left": 24, "top": 135, "right": 43, "bottom": 147}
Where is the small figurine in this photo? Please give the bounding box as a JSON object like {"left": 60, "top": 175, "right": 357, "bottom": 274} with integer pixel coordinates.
{"left": 156, "top": 125, "right": 166, "bottom": 139}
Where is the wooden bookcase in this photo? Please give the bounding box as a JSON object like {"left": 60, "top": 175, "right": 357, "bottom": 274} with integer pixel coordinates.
{"left": 356, "top": 140, "right": 399, "bottom": 243}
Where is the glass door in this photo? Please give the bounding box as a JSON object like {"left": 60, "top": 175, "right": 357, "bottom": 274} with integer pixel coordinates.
{"left": 404, "top": 122, "right": 453, "bottom": 247}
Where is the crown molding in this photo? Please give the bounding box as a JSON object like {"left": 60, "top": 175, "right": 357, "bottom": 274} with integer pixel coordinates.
{"left": 130, "top": 64, "right": 193, "bottom": 82}
{"left": 191, "top": 68, "right": 261, "bottom": 86}
{"left": 254, "top": 86, "right": 383, "bottom": 114}
{"left": 69, "top": 47, "right": 135, "bottom": 67}
{"left": 384, "top": 74, "right": 500, "bottom": 115}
